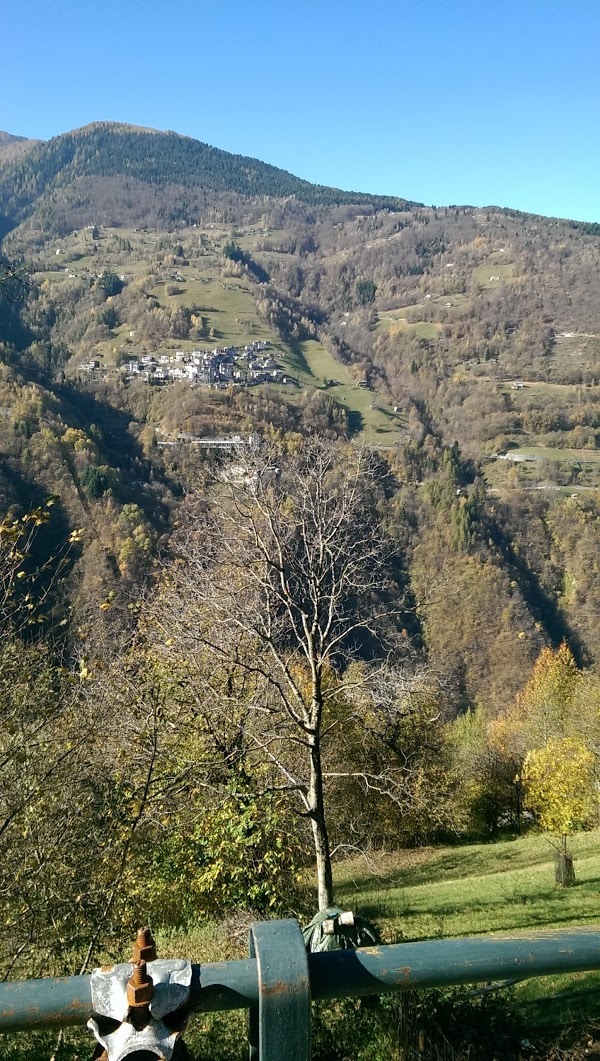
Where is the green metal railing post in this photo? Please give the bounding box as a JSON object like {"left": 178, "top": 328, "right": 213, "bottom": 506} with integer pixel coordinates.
{"left": 248, "top": 918, "right": 311, "bottom": 1061}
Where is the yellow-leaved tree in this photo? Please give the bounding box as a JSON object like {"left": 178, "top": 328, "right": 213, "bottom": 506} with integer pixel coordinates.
{"left": 486, "top": 642, "right": 590, "bottom": 834}
{"left": 489, "top": 642, "right": 580, "bottom": 762}
{"left": 521, "top": 736, "right": 596, "bottom": 886}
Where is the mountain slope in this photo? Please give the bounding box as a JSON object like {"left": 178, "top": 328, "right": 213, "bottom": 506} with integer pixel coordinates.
{"left": 0, "top": 131, "right": 39, "bottom": 170}
{"left": 0, "top": 132, "right": 26, "bottom": 147}
{"left": 0, "top": 122, "right": 412, "bottom": 234}
{"left": 1, "top": 123, "right": 599, "bottom": 693}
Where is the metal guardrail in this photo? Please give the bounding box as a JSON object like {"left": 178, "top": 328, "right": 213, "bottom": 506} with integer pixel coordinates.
{"left": 2, "top": 921, "right": 600, "bottom": 1058}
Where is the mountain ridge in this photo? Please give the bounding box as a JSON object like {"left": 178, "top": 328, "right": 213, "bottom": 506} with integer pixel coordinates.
{"left": 0, "top": 121, "right": 414, "bottom": 237}
{"left": 0, "top": 131, "right": 29, "bottom": 145}
{"left": 0, "top": 130, "right": 40, "bottom": 172}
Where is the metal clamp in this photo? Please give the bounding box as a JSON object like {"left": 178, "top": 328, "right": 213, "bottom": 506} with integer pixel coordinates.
{"left": 87, "top": 957, "right": 192, "bottom": 1061}
{"left": 248, "top": 918, "right": 310, "bottom": 1061}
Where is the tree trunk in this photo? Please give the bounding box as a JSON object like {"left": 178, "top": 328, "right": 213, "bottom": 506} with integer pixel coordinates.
{"left": 555, "top": 834, "right": 575, "bottom": 887}
{"left": 308, "top": 736, "right": 334, "bottom": 910}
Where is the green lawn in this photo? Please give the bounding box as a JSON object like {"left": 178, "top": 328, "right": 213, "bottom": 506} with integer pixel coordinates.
{"left": 335, "top": 830, "right": 600, "bottom": 941}
{"left": 170, "top": 831, "right": 600, "bottom": 1047}
{"left": 334, "top": 830, "right": 600, "bottom": 1039}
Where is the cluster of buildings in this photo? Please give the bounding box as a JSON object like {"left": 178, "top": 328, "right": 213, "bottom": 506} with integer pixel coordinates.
{"left": 118, "top": 341, "right": 291, "bottom": 388}
{"left": 157, "top": 432, "right": 262, "bottom": 451}
{"left": 490, "top": 452, "right": 539, "bottom": 463}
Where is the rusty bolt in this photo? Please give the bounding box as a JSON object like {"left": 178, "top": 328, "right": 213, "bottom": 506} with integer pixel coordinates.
{"left": 127, "top": 959, "right": 154, "bottom": 1008}
{"left": 132, "top": 926, "right": 157, "bottom": 963}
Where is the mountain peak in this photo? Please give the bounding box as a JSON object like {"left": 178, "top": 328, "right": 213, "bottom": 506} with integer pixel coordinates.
{"left": 0, "top": 122, "right": 413, "bottom": 235}
{"left": 67, "top": 120, "right": 167, "bottom": 138}
{"left": 0, "top": 131, "right": 29, "bottom": 146}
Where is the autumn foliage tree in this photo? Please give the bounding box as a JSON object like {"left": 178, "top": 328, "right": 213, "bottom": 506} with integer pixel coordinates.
{"left": 522, "top": 737, "right": 596, "bottom": 885}
{"left": 484, "top": 641, "right": 600, "bottom": 861}
{"left": 491, "top": 642, "right": 580, "bottom": 756}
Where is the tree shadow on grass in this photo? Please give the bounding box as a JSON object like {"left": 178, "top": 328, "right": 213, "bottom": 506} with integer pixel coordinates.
{"left": 287, "top": 341, "right": 313, "bottom": 379}
{"left": 346, "top": 409, "right": 364, "bottom": 435}
{"left": 336, "top": 844, "right": 557, "bottom": 895}
{"left": 355, "top": 891, "right": 600, "bottom": 940}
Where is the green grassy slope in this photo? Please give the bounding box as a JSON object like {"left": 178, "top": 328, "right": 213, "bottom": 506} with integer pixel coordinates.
{"left": 10, "top": 832, "right": 600, "bottom": 1059}
{"left": 335, "top": 830, "right": 600, "bottom": 1037}
{"left": 335, "top": 831, "right": 600, "bottom": 939}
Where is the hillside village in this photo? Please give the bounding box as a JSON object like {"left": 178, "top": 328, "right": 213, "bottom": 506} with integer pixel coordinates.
{"left": 81, "top": 339, "right": 293, "bottom": 389}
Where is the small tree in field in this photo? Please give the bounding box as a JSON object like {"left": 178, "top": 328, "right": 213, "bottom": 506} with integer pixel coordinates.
{"left": 521, "top": 737, "right": 596, "bottom": 886}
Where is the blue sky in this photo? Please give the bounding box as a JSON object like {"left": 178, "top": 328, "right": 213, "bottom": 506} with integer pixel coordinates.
{"left": 3, "top": 0, "right": 600, "bottom": 221}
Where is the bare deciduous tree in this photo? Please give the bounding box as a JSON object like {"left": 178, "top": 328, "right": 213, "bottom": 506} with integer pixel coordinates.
{"left": 0, "top": 254, "right": 29, "bottom": 301}
{"left": 155, "top": 439, "right": 393, "bottom": 910}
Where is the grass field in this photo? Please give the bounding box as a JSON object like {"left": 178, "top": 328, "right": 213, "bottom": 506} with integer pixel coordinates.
{"left": 149, "top": 275, "right": 280, "bottom": 350}
{"left": 376, "top": 315, "right": 441, "bottom": 340}
{"left": 334, "top": 830, "right": 600, "bottom": 1038}
{"left": 499, "top": 380, "right": 600, "bottom": 397}
{"left": 169, "top": 830, "right": 600, "bottom": 1047}
{"left": 232, "top": 226, "right": 290, "bottom": 251}
{"left": 12, "top": 831, "right": 600, "bottom": 1059}
{"left": 511, "top": 445, "right": 600, "bottom": 464}
{"left": 278, "top": 339, "right": 407, "bottom": 444}
{"left": 335, "top": 830, "right": 600, "bottom": 940}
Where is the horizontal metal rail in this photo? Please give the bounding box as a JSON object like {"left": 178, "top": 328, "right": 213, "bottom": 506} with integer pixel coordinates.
{"left": 1, "top": 926, "right": 599, "bottom": 1033}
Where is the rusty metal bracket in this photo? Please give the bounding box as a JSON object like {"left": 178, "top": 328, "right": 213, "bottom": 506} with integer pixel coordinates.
{"left": 248, "top": 918, "right": 310, "bottom": 1061}
{"left": 87, "top": 958, "right": 192, "bottom": 1061}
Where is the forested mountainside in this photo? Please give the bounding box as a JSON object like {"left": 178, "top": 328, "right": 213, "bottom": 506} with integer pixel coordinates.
{"left": 0, "top": 122, "right": 409, "bottom": 237}
{"left": 0, "top": 131, "right": 39, "bottom": 171}
{"left": 3, "top": 125, "right": 600, "bottom": 1037}
{"left": 0, "top": 132, "right": 27, "bottom": 149}
{"left": 0, "top": 120, "right": 599, "bottom": 712}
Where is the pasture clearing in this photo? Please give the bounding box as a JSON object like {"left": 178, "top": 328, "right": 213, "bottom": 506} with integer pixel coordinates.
{"left": 278, "top": 339, "right": 407, "bottom": 444}
{"left": 149, "top": 276, "right": 279, "bottom": 349}
{"left": 335, "top": 829, "right": 600, "bottom": 1038}
{"left": 500, "top": 380, "right": 600, "bottom": 398}
{"left": 472, "top": 261, "right": 515, "bottom": 287}
{"left": 376, "top": 316, "right": 441, "bottom": 340}
{"left": 511, "top": 445, "right": 600, "bottom": 463}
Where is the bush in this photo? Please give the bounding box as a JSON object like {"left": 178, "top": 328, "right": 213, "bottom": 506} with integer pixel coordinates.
{"left": 143, "top": 789, "right": 301, "bottom": 927}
